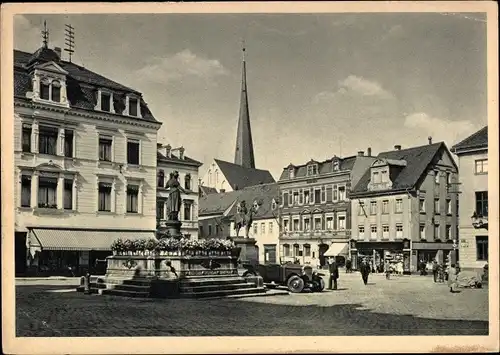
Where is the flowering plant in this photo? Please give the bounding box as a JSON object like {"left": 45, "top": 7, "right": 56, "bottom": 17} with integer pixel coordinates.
{"left": 145, "top": 238, "right": 158, "bottom": 252}
{"left": 111, "top": 238, "right": 125, "bottom": 252}
{"left": 123, "top": 239, "right": 135, "bottom": 252}
{"left": 135, "top": 239, "right": 147, "bottom": 252}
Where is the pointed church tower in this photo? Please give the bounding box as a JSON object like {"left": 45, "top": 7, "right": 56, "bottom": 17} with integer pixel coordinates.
{"left": 234, "top": 43, "right": 256, "bottom": 169}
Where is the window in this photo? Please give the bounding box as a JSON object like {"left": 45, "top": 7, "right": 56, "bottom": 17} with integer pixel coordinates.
{"left": 475, "top": 191, "right": 488, "bottom": 217}
{"left": 338, "top": 186, "right": 346, "bottom": 201}
{"left": 293, "top": 191, "right": 299, "bottom": 205}
{"left": 271, "top": 200, "right": 277, "bottom": 211}
{"left": 434, "top": 224, "right": 440, "bottom": 239}
{"left": 208, "top": 225, "right": 212, "bottom": 236}
{"left": 64, "top": 179, "right": 73, "bottom": 210}
{"left": 129, "top": 98, "right": 138, "bottom": 116}
{"left": 304, "top": 244, "right": 311, "bottom": 257}
{"left": 359, "top": 201, "right": 365, "bottom": 216}
{"left": 326, "top": 216, "right": 333, "bottom": 230}
{"left": 184, "top": 201, "right": 192, "bottom": 221}
{"left": 338, "top": 216, "right": 346, "bottom": 230}
{"left": 38, "top": 126, "right": 58, "bottom": 155}
{"left": 293, "top": 219, "right": 299, "bottom": 231}
{"left": 298, "top": 190, "right": 304, "bottom": 205}
{"left": 446, "top": 199, "right": 452, "bottom": 214}
{"left": 127, "top": 140, "right": 140, "bottom": 165}
{"left": 283, "top": 219, "right": 289, "bottom": 232}
{"left": 333, "top": 185, "right": 338, "bottom": 201}
{"left": 419, "top": 199, "right": 425, "bottom": 213}
{"left": 381, "top": 170, "right": 389, "bottom": 182}
{"left": 101, "top": 93, "right": 111, "bottom": 112}
{"left": 446, "top": 172, "right": 451, "bottom": 184}
{"left": 314, "top": 217, "right": 322, "bottom": 230}
{"left": 370, "top": 201, "right": 377, "bottom": 215}
{"left": 126, "top": 185, "right": 139, "bottom": 213}
{"left": 288, "top": 192, "right": 293, "bottom": 206}
{"left": 215, "top": 225, "right": 220, "bottom": 236}
{"left": 293, "top": 244, "right": 300, "bottom": 256}
{"left": 475, "top": 159, "right": 488, "bottom": 174}
{"left": 21, "top": 175, "right": 31, "bottom": 207}
{"left": 321, "top": 186, "right": 326, "bottom": 202}
{"left": 38, "top": 177, "right": 57, "bottom": 208}
{"left": 99, "top": 137, "right": 112, "bottom": 162}
{"left": 434, "top": 199, "right": 440, "bottom": 214}
{"left": 304, "top": 218, "right": 310, "bottom": 231}
{"left": 396, "top": 224, "right": 403, "bottom": 238}
{"left": 157, "top": 201, "right": 165, "bottom": 220}
{"left": 283, "top": 192, "right": 289, "bottom": 207}
{"left": 304, "top": 190, "right": 310, "bottom": 204}
{"left": 98, "top": 182, "right": 112, "bottom": 212}
{"left": 283, "top": 244, "right": 290, "bottom": 257}
{"left": 185, "top": 174, "right": 191, "bottom": 190}
{"left": 253, "top": 224, "right": 258, "bottom": 235}
{"left": 370, "top": 225, "right": 377, "bottom": 238}
{"left": 269, "top": 222, "right": 273, "bottom": 234}
{"left": 307, "top": 164, "right": 318, "bottom": 176}
{"left": 289, "top": 168, "right": 294, "bottom": 179}
{"left": 434, "top": 170, "right": 440, "bottom": 184}
{"left": 261, "top": 223, "right": 265, "bottom": 234}
{"left": 314, "top": 189, "right": 321, "bottom": 203}
{"left": 358, "top": 225, "right": 365, "bottom": 235}
{"left": 382, "top": 225, "right": 389, "bottom": 238}
{"left": 419, "top": 225, "right": 425, "bottom": 239}
{"left": 445, "top": 225, "right": 451, "bottom": 240}
{"left": 22, "top": 125, "right": 31, "bottom": 152}
{"left": 382, "top": 200, "right": 389, "bottom": 214}
{"left": 373, "top": 171, "right": 381, "bottom": 183}
{"left": 51, "top": 81, "right": 61, "bottom": 102}
{"left": 395, "top": 199, "right": 403, "bottom": 213}
{"left": 40, "top": 81, "right": 50, "bottom": 100}
{"left": 333, "top": 161, "right": 339, "bottom": 171}
{"left": 157, "top": 170, "right": 165, "bottom": 187}
{"left": 476, "top": 236, "right": 488, "bottom": 261}
{"left": 326, "top": 186, "right": 332, "bottom": 202}
{"left": 64, "top": 130, "right": 73, "bottom": 158}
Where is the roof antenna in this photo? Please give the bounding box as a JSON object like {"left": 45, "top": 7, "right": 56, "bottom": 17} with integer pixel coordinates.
{"left": 242, "top": 38, "right": 246, "bottom": 61}
{"left": 41, "top": 20, "right": 49, "bottom": 48}
{"left": 64, "top": 24, "right": 75, "bottom": 63}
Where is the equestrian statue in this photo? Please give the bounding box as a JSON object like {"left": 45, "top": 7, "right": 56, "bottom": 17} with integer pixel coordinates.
{"left": 234, "top": 200, "right": 260, "bottom": 238}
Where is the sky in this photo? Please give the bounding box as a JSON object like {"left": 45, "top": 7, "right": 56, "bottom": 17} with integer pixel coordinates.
{"left": 14, "top": 12, "right": 488, "bottom": 180}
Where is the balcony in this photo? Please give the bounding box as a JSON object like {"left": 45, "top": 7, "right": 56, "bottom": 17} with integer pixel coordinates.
{"left": 471, "top": 212, "right": 488, "bottom": 230}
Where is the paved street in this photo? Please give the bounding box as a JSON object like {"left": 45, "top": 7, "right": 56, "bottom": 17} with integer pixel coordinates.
{"left": 16, "top": 273, "right": 488, "bottom": 337}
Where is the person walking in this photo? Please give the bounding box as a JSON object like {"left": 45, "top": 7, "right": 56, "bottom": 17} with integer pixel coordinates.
{"left": 432, "top": 260, "right": 439, "bottom": 282}
{"left": 360, "top": 258, "right": 370, "bottom": 285}
{"left": 328, "top": 257, "right": 339, "bottom": 290}
{"left": 345, "top": 258, "right": 352, "bottom": 273}
{"left": 447, "top": 263, "right": 458, "bottom": 293}
{"left": 384, "top": 260, "right": 391, "bottom": 280}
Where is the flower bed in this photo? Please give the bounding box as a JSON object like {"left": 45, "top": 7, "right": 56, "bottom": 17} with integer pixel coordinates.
{"left": 110, "top": 237, "right": 236, "bottom": 257}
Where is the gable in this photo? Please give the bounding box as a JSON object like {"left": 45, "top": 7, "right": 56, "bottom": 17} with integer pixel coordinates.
{"left": 35, "top": 61, "right": 68, "bottom": 75}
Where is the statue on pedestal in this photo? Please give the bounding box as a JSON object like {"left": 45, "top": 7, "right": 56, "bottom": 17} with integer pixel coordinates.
{"left": 166, "top": 171, "right": 184, "bottom": 221}
{"left": 234, "top": 200, "right": 260, "bottom": 238}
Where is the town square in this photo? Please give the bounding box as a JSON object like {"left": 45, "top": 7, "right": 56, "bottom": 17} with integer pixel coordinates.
{"left": 2, "top": 4, "right": 497, "bottom": 351}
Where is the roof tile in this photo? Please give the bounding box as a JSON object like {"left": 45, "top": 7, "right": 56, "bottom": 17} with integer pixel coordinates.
{"left": 214, "top": 159, "right": 275, "bottom": 190}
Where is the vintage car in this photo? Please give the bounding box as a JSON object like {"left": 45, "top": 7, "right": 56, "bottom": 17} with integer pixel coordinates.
{"left": 242, "top": 263, "right": 325, "bottom": 293}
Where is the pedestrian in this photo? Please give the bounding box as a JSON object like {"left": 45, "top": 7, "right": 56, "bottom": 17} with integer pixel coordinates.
{"left": 328, "top": 257, "right": 339, "bottom": 290}
{"left": 345, "top": 258, "right": 352, "bottom": 273}
{"left": 384, "top": 260, "right": 391, "bottom": 280}
{"left": 432, "top": 260, "right": 439, "bottom": 282}
{"left": 447, "top": 263, "right": 458, "bottom": 293}
{"left": 360, "top": 258, "right": 370, "bottom": 285}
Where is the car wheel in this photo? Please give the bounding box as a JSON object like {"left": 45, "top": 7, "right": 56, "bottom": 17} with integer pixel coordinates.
{"left": 287, "top": 275, "right": 305, "bottom": 293}
{"left": 317, "top": 278, "right": 325, "bottom": 292}
{"left": 243, "top": 271, "right": 256, "bottom": 277}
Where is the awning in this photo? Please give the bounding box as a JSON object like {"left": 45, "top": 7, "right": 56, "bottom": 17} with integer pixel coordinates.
{"left": 324, "top": 243, "right": 349, "bottom": 257}
{"left": 28, "top": 229, "right": 155, "bottom": 251}
{"left": 412, "top": 242, "right": 454, "bottom": 250}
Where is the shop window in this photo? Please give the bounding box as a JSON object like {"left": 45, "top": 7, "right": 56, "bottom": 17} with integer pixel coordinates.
{"left": 64, "top": 179, "right": 73, "bottom": 210}
{"left": 99, "top": 136, "right": 113, "bottom": 162}
{"left": 475, "top": 159, "right": 488, "bottom": 174}
{"left": 475, "top": 191, "right": 488, "bottom": 217}
{"left": 22, "top": 125, "right": 31, "bottom": 152}
{"left": 395, "top": 199, "right": 403, "bottom": 213}
{"left": 21, "top": 175, "right": 31, "bottom": 207}
{"left": 64, "top": 129, "right": 73, "bottom": 158}
{"left": 38, "top": 177, "right": 57, "bottom": 208}
{"left": 126, "top": 185, "right": 139, "bottom": 213}
{"left": 98, "top": 182, "right": 112, "bottom": 212}
{"left": 382, "top": 200, "right": 389, "bottom": 214}
{"left": 127, "top": 140, "right": 140, "bottom": 165}
{"left": 38, "top": 126, "right": 58, "bottom": 155}
{"left": 476, "top": 236, "right": 488, "bottom": 261}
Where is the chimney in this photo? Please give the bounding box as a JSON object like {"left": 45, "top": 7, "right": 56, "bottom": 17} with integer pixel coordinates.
{"left": 165, "top": 144, "right": 172, "bottom": 158}
{"left": 394, "top": 145, "right": 401, "bottom": 151}
{"left": 54, "top": 47, "right": 62, "bottom": 59}
{"left": 428, "top": 136, "right": 432, "bottom": 145}
{"left": 367, "top": 147, "right": 372, "bottom": 157}
{"left": 357, "top": 151, "right": 364, "bottom": 157}
{"left": 179, "top": 146, "right": 185, "bottom": 160}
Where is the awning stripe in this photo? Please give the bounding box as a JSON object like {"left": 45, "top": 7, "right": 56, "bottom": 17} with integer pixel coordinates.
{"left": 29, "top": 229, "right": 155, "bottom": 251}
{"left": 324, "top": 243, "right": 349, "bottom": 257}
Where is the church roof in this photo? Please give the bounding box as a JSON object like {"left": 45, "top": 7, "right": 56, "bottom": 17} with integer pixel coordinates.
{"left": 214, "top": 159, "right": 276, "bottom": 190}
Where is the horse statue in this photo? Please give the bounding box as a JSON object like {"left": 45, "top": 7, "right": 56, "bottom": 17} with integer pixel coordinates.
{"left": 234, "top": 200, "right": 260, "bottom": 238}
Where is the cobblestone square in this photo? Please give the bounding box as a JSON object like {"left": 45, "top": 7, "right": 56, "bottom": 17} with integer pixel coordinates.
{"left": 16, "top": 273, "right": 488, "bottom": 337}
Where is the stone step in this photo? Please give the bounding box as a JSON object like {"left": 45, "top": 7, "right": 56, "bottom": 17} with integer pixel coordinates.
{"left": 180, "top": 276, "right": 248, "bottom": 287}
{"left": 106, "top": 278, "right": 152, "bottom": 287}
{"left": 101, "top": 288, "right": 150, "bottom": 298}
{"left": 203, "top": 289, "right": 290, "bottom": 300}
{"left": 180, "top": 286, "right": 266, "bottom": 299}
{"left": 112, "top": 283, "right": 151, "bottom": 292}
{"left": 180, "top": 282, "right": 255, "bottom": 293}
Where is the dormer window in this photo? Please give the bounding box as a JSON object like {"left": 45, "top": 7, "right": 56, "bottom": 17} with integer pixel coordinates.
{"left": 40, "top": 80, "right": 50, "bottom": 100}
{"left": 289, "top": 167, "right": 295, "bottom": 179}
{"left": 125, "top": 95, "right": 141, "bottom": 117}
{"left": 307, "top": 164, "right": 318, "bottom": 176}
{"left": 381, "top": 170, "right": 388, "bottom": 183}
{"left": 39, "top": 78, "right": 61, "bottom": 102}
{"left": 333, "top": 161, "right": 339, "bottom": 171}
{"left": 32, "top": 62, "right": 69, "bottom": 107}
{"left": 101, "top": 92, "right": 111, "bottom": 112}
{"left": 373, "top": 171, "right": 381, "bottom": 183}
{"left": 95, "top": 89, "right": 114, "bottom": 113}
{"left": 51, "top": 81, "right": 61, "bottom": 102}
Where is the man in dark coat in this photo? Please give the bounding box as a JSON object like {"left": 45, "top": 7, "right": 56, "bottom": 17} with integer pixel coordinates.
{"left": 360, "top": 258, "right": 370, "bottom": 285}
{"left": 328, "top": 258, "right": 339, "bottom": 290}
{"left": 345, "top": 258, "right": 352, "bottom": 273}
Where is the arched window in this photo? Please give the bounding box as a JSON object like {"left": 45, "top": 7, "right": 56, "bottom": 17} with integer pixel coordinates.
{"left": 158, "top": 170, "right": 165, "bottom": 187}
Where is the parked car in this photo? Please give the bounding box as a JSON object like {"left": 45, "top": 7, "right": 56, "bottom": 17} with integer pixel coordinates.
{"left": 242, "top": 263, "right": 325, "bottom": 293}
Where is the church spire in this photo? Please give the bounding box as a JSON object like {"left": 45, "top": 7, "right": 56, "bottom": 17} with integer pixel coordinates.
{"left": 234, "top": 41, "right": 256, "bottom": 169}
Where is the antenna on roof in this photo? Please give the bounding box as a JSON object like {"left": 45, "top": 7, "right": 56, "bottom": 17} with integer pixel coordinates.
{"left": 41, "top": 21, "right": 49, "bottom": 48}
{"left": 64, "top": 24, "right": 75, "bottom": 63}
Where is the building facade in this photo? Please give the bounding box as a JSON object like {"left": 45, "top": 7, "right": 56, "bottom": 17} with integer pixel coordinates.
{"left": 350, "top": 141, "right": 459, "bottom": 273}
{"left": 451, "top": 127, "right": 488, "bottom": 272}
{"left": 14, "top": 43, "right": 161, "bottom": 276}
{"left": 278, "top": 151, "right": 376, "bottom": 267}
{"left": 156, "top": 144, "right": 202, "bottom": 239}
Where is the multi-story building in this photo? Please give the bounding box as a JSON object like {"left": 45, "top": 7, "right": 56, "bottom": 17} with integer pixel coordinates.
{"left": 350, "top": 140, "right": 459, "bottom": 273}
{"left": 278, "top": 150, "right": 376, "bottom": 267}
{"left": 198, "top": 183, "right": 280, "bottom": 264}
{"left": 14, "top": 40, "right": 161, "bottom": 276}
{"left": 451, "top": 126, "right": 488, "bottom": 272}
{"left": 156, "top": 144, "right": 202, "bottom": 239}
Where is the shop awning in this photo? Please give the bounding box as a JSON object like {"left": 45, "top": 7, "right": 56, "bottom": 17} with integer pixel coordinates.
{"left": 324, "top": 243, "right": 349, "bottom": 257}
{"left": 412, "top": 242, "right": 454, "bottom": 250}
{"left": 28, "top": 229, "right": 155, "bottom": 251}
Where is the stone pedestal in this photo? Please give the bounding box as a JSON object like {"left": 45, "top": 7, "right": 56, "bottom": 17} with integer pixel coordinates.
{"left": 164, "top": 219, "right": 182, "bottom": 239}
{"left": 232, "top": 237, "right": 259, "bottom": 266}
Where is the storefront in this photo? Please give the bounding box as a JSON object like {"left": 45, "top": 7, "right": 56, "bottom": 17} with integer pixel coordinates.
{"left": 26, "top": 227, "right": 155, "bottom": 276}
{"left": 411, "top": 241, "right": 456, "bottom": 273}
{"left": 349, "top": 239, "right": 410, "bottom": 273}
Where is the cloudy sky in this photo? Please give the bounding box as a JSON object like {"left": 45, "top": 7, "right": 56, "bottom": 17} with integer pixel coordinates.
{"left": 14, "top": 12, "right": 487, "bottom": 179}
